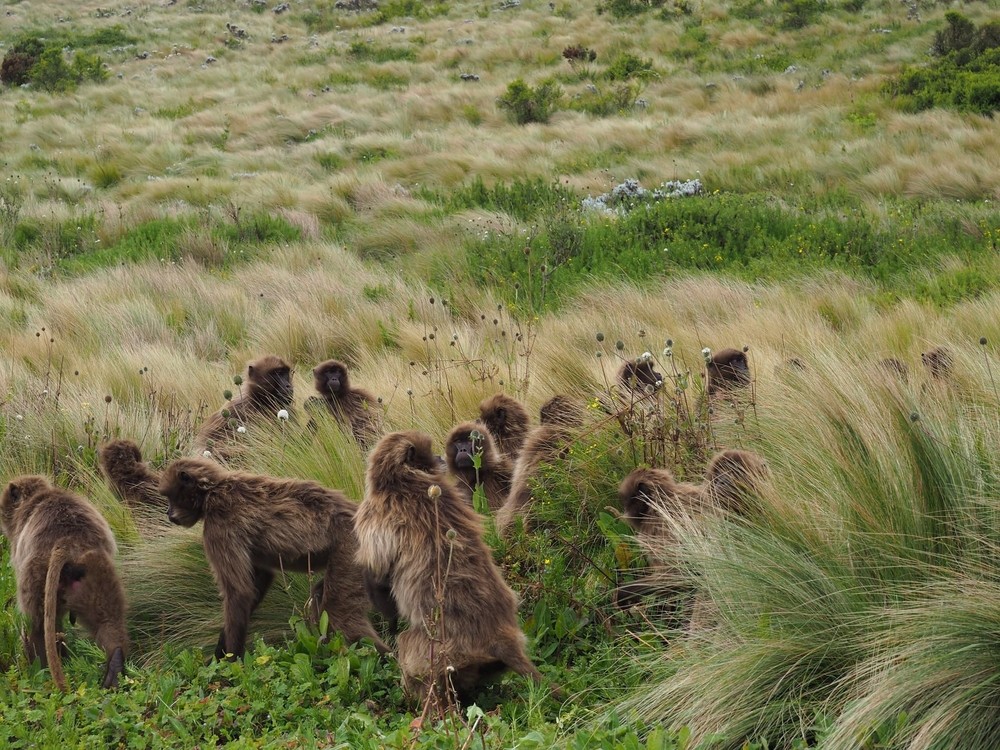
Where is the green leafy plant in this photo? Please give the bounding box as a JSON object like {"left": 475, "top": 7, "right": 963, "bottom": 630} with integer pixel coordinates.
{"left": 497, "top": 78, "right": 563, "bottom": 124}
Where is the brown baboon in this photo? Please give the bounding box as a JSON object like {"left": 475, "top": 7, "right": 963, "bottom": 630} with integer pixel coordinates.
{"left": 194, "top": 354, "right": 294, "bottom": 460}
{"left": 615, "top": 450, "right": 769, "bottom": 612}
{"left": 494, "top": 406, "right": 583, "bottom": 536}
{"left": 539, "top": 394, "right": 584, "bottom": 427}
{"left": 444, "top": 422, "right": 513, "bottom": 512}
{"left": 878, "top": 357, "right": 910, "bottom": 383}
{"left": 478, "top": 393, "right": 530, "bottom": 463}
{"left": 158, "top": 457, "right": 387, "bottom": 658}
{"left": 922, "top": 346, "right": 953, "bottom": 380}
{"left": 307, "top": 359, "right": 382, "bottom": 449}
{"left": 618, "top": 360, "right": 663, "bottom": 396}
{"left": 702, "top": 449, "right": 769, "bottom": 517}
{"left": 355, "top": 430, "right": 542, "bottom": 704}
{"left": 0, "top": 476, "right": 128, "bottom": 691}
{"left": 705, "top": 348, "right": 751, "bottom": 395}
{"left": 99, "top": 439, "right": 166, "bottom": 511}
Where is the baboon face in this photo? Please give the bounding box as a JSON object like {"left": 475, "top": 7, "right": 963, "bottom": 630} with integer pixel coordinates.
{"left": 708, "top": 349, "right": 750, "bottom": 390}
{"left": 249, "top": 355, "right": 294, "bottom": 407}
{"left": 159, "top": 460, "right": 220, "bottom": 527}
{"left": 313, "top": 360, "right": 348, "bottom": 396}
{"left": 618, "top": 471, "right": 660, "bottom": 532}
{"left": 620, "top": 361, "right": 663, "bottom": 394}
{"left": 0, "top": 476, "right": 49, "bottom": 535}
{"left": 447, "top": 427, "right": 486, "bottom": 470}
{"left": 382, "top": 431, "right": 440, "bottom": 475}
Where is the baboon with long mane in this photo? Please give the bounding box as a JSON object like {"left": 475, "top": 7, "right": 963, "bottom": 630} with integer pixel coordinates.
{"left": 922, "top": 346, "right": 953, "bottom": 380}
{"left": 355, "top": 430, "right": 542, "bottom": 703}
{"left": 478, "top": 393, "right": 531, "bottom": 463}
{"left": 0, "top": 476, "right": 128, "bottom": 691}
{"left": 158, "top": 457, "right": 387, "bottom": 658}
{"left": 306, "top": 359, "right": 382, "bottom": 449}
{"left": 444, "top": 422, "right": 513, "bottom": 512}
{"left": 194, "top": 354, "right": 294, "bottom": 461}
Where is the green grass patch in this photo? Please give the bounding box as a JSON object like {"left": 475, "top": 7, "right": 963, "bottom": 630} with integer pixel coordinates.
{"left": 347, "top": 41, "right": 417, "bottom": 64}
{"left": 450, "top": 183, "right": 1000, "bottom": 310}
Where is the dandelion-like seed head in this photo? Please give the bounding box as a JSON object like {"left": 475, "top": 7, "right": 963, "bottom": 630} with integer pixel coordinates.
{"left": 665, "top": 338, "right": 674, "bottom": 348}
{"left": 203, "top": 450, "right": 212, "bottom": 458}
{"left": 427, "top": 484, "right": 441, "bottom": 500}
{"left": 910, "top": 412, "right": 920, "bottom": 422}
{"left": 445, "top": 528, "right": 457, "bottom": 541}
{"left": 643, "top": 384, "right": 654, "bottom": 395}
{"left": 655, "top": 379, "right": 663, "bottom": 388}
{"left": 596, "top": 351, "right": 602, "bottom": 358}
{"left": 452, "top": 333, "right": 459, "bottom": 341}
{"left": 14, "top": 414, "right": 23, "bottom": 421}
{"left": 221, "top": 409, "right": 231, "bottom": 419}
{"left": 663, "top": 347, "right": 672, "bottom": 358}
{"left": 223, "top": 389, "right": 233, "bottom": 400}
{"left": 406, "top": 388, "right": 413, "bottom": 397}
{"left": 615, "top": 340, "right": 625, "bottom": 351}
{"left": 276, "top": 409, "right": 290, "bottom": 421}
{"left": 104, "top": 395, "right": 113, "bottom": 404}
{"left": 236, "top": 425, "right": 247, "bottom": 434}
{"left": 233, "top": 375, "right": 243, "bottom": 386}
{"left": 596, "top": 332, "right": 605, "bottom": 342}
{"left": 641, "top": 351, "right": 652, "bottom": 362}
{"left": 980, "top": 337, "right": 988, "bottom": 346}
{"left": 701, "top": 347, "right": 712, "bottom": 362}
{"left": 469, "top": 429, "right": 483, "bottom": 442}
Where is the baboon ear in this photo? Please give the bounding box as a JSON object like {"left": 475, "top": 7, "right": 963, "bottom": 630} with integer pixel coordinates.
{"left": 496, "top": 407, "right": 506, "bottom": 420}
{"left": 405, "top": 444, "right": 416, "bottom": 464}
{"left": 6, "top": 483, "right": 19, "bottom": 502}
{"left": 312, "top": 366, "right": 319, "bottom": 376}
{"left": 248, "top": 365, "right": 256, "bottom": 376}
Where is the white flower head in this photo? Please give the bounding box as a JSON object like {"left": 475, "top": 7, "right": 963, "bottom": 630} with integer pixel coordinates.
{"left": 701, "top": 347, "right": 712, "bottom": 362}
{"left": 14, "top": 414, "right": 23, "bottom": 421}
{"left": 236, "top": 425, "right": 247, "bottom": 434}
{"left": 663, "top": 347, "right": 673, "bottom": 358}
{"left": 641, "top": 351, "right": 652, "bottom": 362}
{"left": 202, "top": 450, "right": 212, "bottom": 458}
{"left": 655, "top": 379, "right": 663, "bottom": 388}
{"left": 276, "top": 409, "right": 290, "bottom": 422}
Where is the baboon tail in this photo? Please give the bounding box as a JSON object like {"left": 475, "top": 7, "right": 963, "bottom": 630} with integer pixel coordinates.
{"left": 43, "top": 546, "right": 70, "bottom": 692}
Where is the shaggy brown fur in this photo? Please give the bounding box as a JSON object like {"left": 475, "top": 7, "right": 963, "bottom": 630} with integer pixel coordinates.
{"left": 445, "top": 422, "right": 513, "bottom": 512}
{"left": 478, "top": 393, "right": 530, "bottom": 463}
{"left": 194, "top": 354, "right": 294, "bottom": 460}
{"left": 705, "top": 348, "right": 751, "bottom": 396}
{"left": 618, "top": 360, "right": 663, "bottom": 396}
{"left": 99, "top": 439, "right": 166, "bottom": 511}
{"left": 355, "top": 430, "right": 542, "bottom": 704}
{"left": 702, "top": 449, "right": 769, "bottom": 517}
{"left": 493, "top": 407, "right": 583, "bottom": 536}
{"left": 158, "top": 457, "right": 387, "bottom": 658}
{"left": 307, "top": 359, "right": 382, "bottom": 449}
{"left": 615, "top": 450, "right": 769, "bottom": 611}
{"left": 538, "top": 394, "right": 584, "bottom": 427}
{"left": 922, "top": 346, "right": 953, "bottom": 380}
{"left": 0, "top": 476, "right": 128, "bottom": 691}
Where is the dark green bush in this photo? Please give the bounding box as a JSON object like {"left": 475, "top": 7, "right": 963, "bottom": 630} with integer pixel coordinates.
{"left": 597, "top": 0, "right": 667, "bottom": 18}
{"left": 890, "top": 13, "right": 1000, "bottom": 115}
{"left": 605, "top": 52, "right": 655, "bottom": 81}
{"left": 497, "top": 78, "right": 563, "bottom": 124}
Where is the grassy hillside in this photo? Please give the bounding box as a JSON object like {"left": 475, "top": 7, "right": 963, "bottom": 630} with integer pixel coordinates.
{"left": 1, "top": 0, "right": 1000, "bottom": 747}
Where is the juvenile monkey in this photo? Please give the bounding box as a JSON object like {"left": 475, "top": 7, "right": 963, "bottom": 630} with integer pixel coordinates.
{"left": 0, "top": 476, "right": 128, "bottom": 691}
{"left": 618, "top": 360, "right": 663, "bottom": 397}
{"left": 307, "top": 359, "right": 382, "bottom": 449}
{"left": 355, "top": 430, "right": 543, "bottom": 703}
{"left": 444, "top": 422, "right": 513, "bottom": 512}
{"left": 194, "top": 354, "right": 294, "bottom": 460}
{"left": 158, "top": 457, "right": 387, "bottom": 658}
{"left": 478, "top": 394, "right": 531, "bottom": 463}
{"left": 921, "top": 346, "right": 953, "bottom": 380}
{"left": 703, "top": 449, "right": 769, "bottom": 517}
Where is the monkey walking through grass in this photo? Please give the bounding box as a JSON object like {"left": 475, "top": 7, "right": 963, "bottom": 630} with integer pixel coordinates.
{"left": 0, "top": 475, "right": 128, "bottom": 691}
